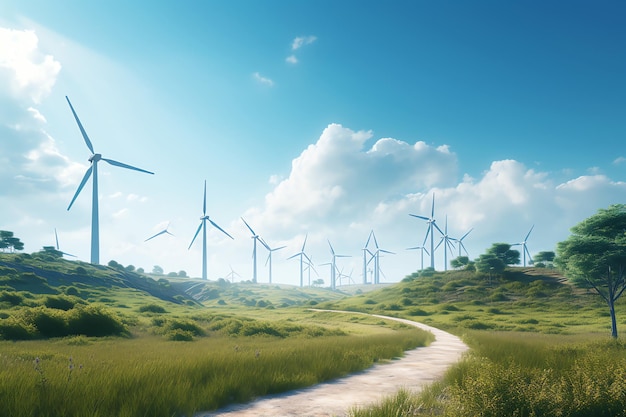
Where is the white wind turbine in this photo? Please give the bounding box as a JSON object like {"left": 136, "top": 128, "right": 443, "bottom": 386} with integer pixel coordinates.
{"left": 370, "top": 232, "right": 394, "bottom": 284}
{"left": 188, "top": 180, "right": 233, "bottom": 280}
{"left": 362, "top": 230, "right": 375, "bottom": 284}
{"left": 65, "top": 96, "right": 154, "bottom": 264}
{"left": 144, "top": 222, "right": 174, "bottom": 242}
{"left": 287, "top": 234, "right": 308, "bottom": 287}
{"left": 241, "top": 217, "right": 265, "bottom": 284}
{"left": 435, "top": 215, "right": 456, "bottom": 271}
{"left": 328, "top": 240, "right": 351, "bottom": 290}
{"left": 261, "top": 239, "right": 286, "bottom": 284}
{"left": 513, "top": 225, "right": 534, "bottom": 267}
{"left": 225, "top": 265, "right": 241, "bottom": 283}
{"left": 409, "top": 193, "right": 442, "bottom": 270}
{"left": 304, "top": 254, "right": 318, "bottom": 286}
{"left": 406, "top": 242, "right": 429, "bottom": 273}
{"left": 454, "top": 228, "right": 473, "bottom": 257}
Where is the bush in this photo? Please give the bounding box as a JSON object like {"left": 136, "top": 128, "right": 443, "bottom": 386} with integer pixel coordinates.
{"left": 65, "top": 286, "right": 80, "bottom": 296}
{"left": 138, "top": 303, "right": 167, "bottom": 314}
{"left": 0, "top": 291, "right": 23, "bottom": 306}
{"left": 67, "top": 305, "right": 127, "bottom": 337}
{"left": 165, "top": 319, "right": 204, "bottom": 337}
{"left": 166, "top": 329, "right": 195, "bottom": 341}
{"left": 26, "top": 307, "right": 68, "bottom": 338}
{"left": 0, "top": 317, "right": 35, "bottom": 340}
{"left": 44, "top": 295, "right": 76, "bottom": 310}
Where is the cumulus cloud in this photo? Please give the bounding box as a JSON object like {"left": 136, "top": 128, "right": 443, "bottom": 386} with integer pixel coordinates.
{"left": 286, "top": 55, "right": 298, "bottom": 64}
{"left": 252, "top": 72, "right": 274, "bottom": 86}
{"left": 238, "top": 124, "right": 625, "bottom": 282}
{"left": 0, "top": 28, "right": 61, "bottom": 103}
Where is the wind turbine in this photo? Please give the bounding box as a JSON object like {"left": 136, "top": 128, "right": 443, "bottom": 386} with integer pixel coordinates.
{"left": 304, "top": 254, "right": 318, "bottom": 286}
{"left": 188, "top": 180, "right": 233, "bottom": 280}
{"left": 454, "top": 228, "right": 473, "bottom": 257}
{"left": 409, "top": 193, "right": 442, "bottom": 270}
{"left": 54, "top": 228, "right": 76, "bottom": 257}
{"left": 434, "top": 215, "right": 456, "bottom": 271}
{"left": 406, "top": 244, "right": 429, "bottom": 273}
{"left": 65, "top": 96, "right": 154, "bottom": 264}
{"left": 370, "top": 232, "right": 394, "bottom": 284}
{"left": 328, "top": 240, "right": 351, "bottom": 290}
{"left": 225, "top": 265, "right": 241, "bottom": 283}
{"left": 144, "top": 222, "right": 174, "bottom": 242}
{"left": 513, "top": 225, "right": 534, "bottom": 267}
{"left": 362, "top": 230, "right": 375, "bottom": 284}
{"left": 287, "top": 234, "right": 308, "bottom": 287}
{"left": 261, "top": 239, "right": 286, "bottom": 284}
{"left": 241, "top": 217, "right": 265, "bottom": 284}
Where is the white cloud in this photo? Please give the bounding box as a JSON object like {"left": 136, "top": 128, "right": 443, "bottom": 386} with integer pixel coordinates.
{"left": 286, "top": 55, "right": 298, "bottom": 64}
{"left": 252, "top": 72, "right": 274, "bottom": 87}
{"left": 0, "top": 27, "right": 61, "bottom": 103}
{"left": 291, "top": 35, "right": 317, "bottom": 50}
{"left": 614, "top": 156, "right": 626, "bottom": 165}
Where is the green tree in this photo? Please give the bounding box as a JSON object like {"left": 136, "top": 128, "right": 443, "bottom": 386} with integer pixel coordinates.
{"left": 450, "top": 256, "right": 470, "bottom": 269}
{"left": 0, "top": 230, "right": 24, "bottom": 253}
{"left": 475, "top": 253, "right": 505, "bottom": 275}
{"left": 152, "top": 265, "right": 164, "bottom": 275}
{"left": 487, "top": 243, "right": 521, "bottom": 265}
{"left": 555, "top": 204, "right": 626, "bottom": 338}
{"left": 533, "top": 251, "right": 555, "bottom": 267}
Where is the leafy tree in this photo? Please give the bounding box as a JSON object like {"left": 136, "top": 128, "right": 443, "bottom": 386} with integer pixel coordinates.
{"left": 451, "top": 256, "right": 470, "bottom": 269}
{"left": 152, "top": 265, "right": 164, "bottom": 275}
{"left": 125, "top": 264, "right": 135, "bottom": 272}
{"left": 107, "top": 260, "right": 124, "bottom": 270}
{"left": 533, "top": 251, "right": 555, "bottom": 268}
{"left": 475, "top": 253, "right": 505, "bottom": 275}
{"left": 555, "top": 204, "right": 626, "bottom": 338}
{"left": 486, "top": 243, "right": 521, "bottom": 266}
{"left": 178, "top": 270, "right": 188, "bottom": 278}
{"left": 0, "top": 231, "right": 24, "bottom": 253}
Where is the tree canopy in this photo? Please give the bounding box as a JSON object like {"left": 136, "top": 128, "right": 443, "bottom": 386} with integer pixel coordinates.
{"left": 556, "top": 204, "right": 626, "bottom": 338}
{"left": 0, "top": 231, "right": 24, "bottom": 253}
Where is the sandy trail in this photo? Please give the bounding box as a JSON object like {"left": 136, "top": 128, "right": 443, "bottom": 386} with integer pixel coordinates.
{"left": 196, "top": 312, "right": 468, "bottom": 417}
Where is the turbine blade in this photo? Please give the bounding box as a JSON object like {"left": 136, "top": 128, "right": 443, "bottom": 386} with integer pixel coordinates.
{"left": 259, "top": 237, "right": 271, "bottom": 251}
{"left": 67, "top": 166, "right": 93, "bottom": 210}
{"left": 145, "top": 229, "right": 166, "bottom": 242}
{"left": 433, "top": 222, "right": 444, "bottom": 236}
{"left": 379, "top": 249, "right": 395, "bottom": 255}
{"left": 65, "top": 96, "right": 95, "bottom": 154}
{"left": 301, "top": 234, "right": 308, "bottom": 251}
{"left": 273, "top": 245, "right": 287, "bottom": 252}
{"left": 460, "top": 228, "right": 473, "bottom": 241}
{"left": 209, "top": 219, "right": 234, "bottom": 239}
{"left": 372, "top": 232, "right": 379, "bottom": 249}
{"left": 431, "top": 193, "right": 435, "bottom": 218}
{"left": 102, "top": 158, "right": 154, "bottom": 175}
{"left": 241, "top": 217, "right": 256, "bottom": 236}
{"left": 525, "top": 225, "right": 535, "bottom": 241}
{"left": 409, "top": 214, "right": 429, "bottom": 221}
{"left": 203, "top": 180, "right": 207, "bottom": 216}
{"left": 54, "top": 228, "right": 60, "bottom": 249}
{"left": 328, "top": 239, "right": 335, "bottom": 255}
{"left": 365, "top": 230, "right": 374, "bottom": 247}
{"left": 188, "top": 221, "right": 203, "bottom": 249}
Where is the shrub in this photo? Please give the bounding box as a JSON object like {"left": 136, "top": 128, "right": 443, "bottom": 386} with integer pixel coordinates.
{"left": 67, "top": 305, "right": 127, "bottom": 337}
{"left": 44, "top": 295, "right": 76, "bottom": 311}
{"left": 166, "top": 329, "right": 195, "bottom": 341}
{"left": 407, "top": 308, "right": 429, "bottom": 316}
{"left": 0, "top": 316, "right": 35, "bottom": 340}
{"left": 0, "top": 291, "right": 23, "bottom": 306}
{"left": 165, "top": 319, "right": 204, "bottom": 337}
{"left": 138, "top": 303, "right": 167, "bottom": 314}
{"left": 65, "top": 286, "right": 80, "bottom": 296}
{"left": 26, "top": 307, "right": 68, "bottom": 338}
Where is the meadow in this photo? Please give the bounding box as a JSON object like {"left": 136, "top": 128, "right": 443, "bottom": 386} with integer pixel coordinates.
{"left": 3, "top": 252, "right": 626, "bottom": 416}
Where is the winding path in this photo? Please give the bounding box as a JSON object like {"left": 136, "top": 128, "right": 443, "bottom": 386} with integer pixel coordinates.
{"left": 195, "top": 312, "right": 468, "bottom": 417}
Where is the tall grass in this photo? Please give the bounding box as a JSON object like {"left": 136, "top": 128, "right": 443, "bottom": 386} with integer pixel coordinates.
{"left": 0, "top": 327, "right": 430, "bottom": 417}
{"left": 351, "top": 332, "right": 626, "bottom": 417}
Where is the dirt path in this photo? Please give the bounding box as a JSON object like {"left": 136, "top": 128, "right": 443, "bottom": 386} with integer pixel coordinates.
{"left": 195, "top": 312, "right": 468, "bottom": 417}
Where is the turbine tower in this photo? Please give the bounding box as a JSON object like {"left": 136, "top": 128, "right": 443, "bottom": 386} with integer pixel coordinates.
{"left": 241, "top": 217, "right": 265, "bottom": 284}
{"left": 145, "top": 222, "right": 174, "bottom": 242}
{"left": 261, "top": 239, "right": 286, "bottom": 284}
{"left": 370, "top": 232, "right": 394, "bottom": 284}
{"left": 435, "top": 215, "right": 456, "bottom": 271}
{"left": 362, "top": 230, "right": 375, "bottom": 284}
{"left": 65, "top": 96, "right": 154, "bottom": 264}
{"left": 188, "top": 180, "right": 233, "bottom": 280}
{"left": 406, "top": 244, "right": 429, "bottom": 273}
{"left": 54, "top": 228, "right": 76, "bottom": 258}
{"left": 514, "top": 225, "right": 534, "bottom": 267}
{"left": 287, "top": 234, "right": 308, "bottom": 287}
{"left": 455, "top": 228, "right": 473, "bottom": 257}
{"left": 409, "top": 193, "right": 442, "bottom": 270}
{"left": 328, "top": 240, "right": 351, "bottom": 290}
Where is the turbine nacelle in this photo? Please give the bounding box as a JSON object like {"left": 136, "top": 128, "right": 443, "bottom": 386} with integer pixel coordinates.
{"left": 88, "top": 153, "right": 102, "bottom": 163}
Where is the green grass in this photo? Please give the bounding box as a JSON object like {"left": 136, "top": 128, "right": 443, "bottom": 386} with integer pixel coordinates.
{"left": 0, "top": 310, "right": 432, "bottom": 417}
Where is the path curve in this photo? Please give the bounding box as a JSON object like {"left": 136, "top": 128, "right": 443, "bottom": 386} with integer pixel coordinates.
{"left": 196, "top": 311, "right": 468, "bottom": 417}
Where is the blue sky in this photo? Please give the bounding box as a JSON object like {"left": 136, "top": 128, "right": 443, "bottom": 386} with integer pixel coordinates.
{"left": 1, "top": 1, "right": 624, "bottom": 285}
